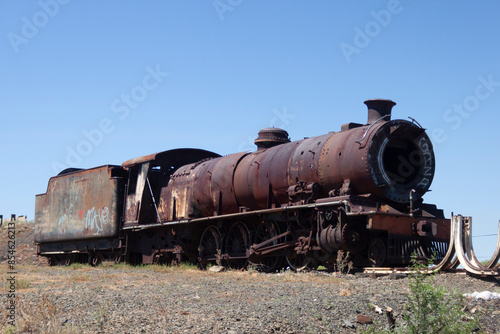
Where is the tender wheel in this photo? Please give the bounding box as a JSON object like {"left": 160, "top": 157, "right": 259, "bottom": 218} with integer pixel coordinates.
{"left": 64, "top": 254, "right": 75, "bottom": 266}
{"left": 368, "top": 238, "right": 387, "bottom": 267}
{"left": 225, "top": 222, "right": 250, "bottom": 270}
{"left": 113, "top": 250, "right": 123, "bottom": 264}
{"left": 47, "top": 255, "right": 57, "bottom": 266}
{"left": 198, "top": 226, "right": 222, "bottom": 269}
{"left": 253, "top": 221, "right": 283, "bottom": 272}
{"left": 90, "top": 252, "right": 103, "bottom": 267}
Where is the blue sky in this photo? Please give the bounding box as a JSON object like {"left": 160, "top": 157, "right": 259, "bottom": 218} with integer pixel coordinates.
{"left": 1, "top": 1, "right": 500, "bottom": 261}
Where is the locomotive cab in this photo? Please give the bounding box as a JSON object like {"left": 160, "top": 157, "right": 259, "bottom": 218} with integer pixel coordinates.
{"left": 121, "top": 148, "right": 221, "bottom": 226}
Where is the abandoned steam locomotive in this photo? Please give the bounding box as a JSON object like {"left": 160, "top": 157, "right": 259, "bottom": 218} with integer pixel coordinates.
{"left": 35, "top": 99, "right": 450, "bottom": 270}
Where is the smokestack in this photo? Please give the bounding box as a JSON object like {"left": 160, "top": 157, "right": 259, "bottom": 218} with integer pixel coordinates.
{"left": 364, "top": 99, "right": 396, "bottom": 124}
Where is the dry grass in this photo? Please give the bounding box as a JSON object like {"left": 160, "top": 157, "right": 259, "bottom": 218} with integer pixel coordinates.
{"left": 17, "top": 293, "right": 79, "bottom": 333}
{"left": 2, "top": 262, "right": 349, "bottom": 287}
{"left": 0, "top": 291, "right": 80, "bottom": 334}
{"left": 68, "top": 272, "right": 93, "bottom": 283}
{"left": 3, "top": 278, "right": 31, "bottom": 291}
{"left": 339, "top": 288, "right": 353, "bottom": 296}
{"left": 0, "top": 262, "right": 351, "bottom": 333}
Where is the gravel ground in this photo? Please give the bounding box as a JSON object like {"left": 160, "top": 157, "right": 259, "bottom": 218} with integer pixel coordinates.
{"left": 1, "top": 263, "right": 499, "bottom": 333}
{"left": 1, "top": 223, "right": 499, "bottom": 333}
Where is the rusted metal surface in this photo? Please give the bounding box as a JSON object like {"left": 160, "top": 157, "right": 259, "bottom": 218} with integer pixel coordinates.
{"left": 122, "top": 148, "right": 221, "bottom": 224}
{"left": 288, "top": 134, "right": 331, "bottom": 200}
{"left": 365, "top": 98, "right": 396, "bottom": 124}
{"left": 124, "top": 163, "right": 149, "bottom": 224}
{"left": 37, "top": 98, "right": 494, "bottom": 273}
{"left": 229, "top": 99, "right": 437, "bottom": 211}
{"left": 160, "top": 162, "right": 195, "bottom": 220}
{"left": 254, "top": 127, "right": 290, "bottom": 150}
{"left": 158, "top": 152, "right": 247, "bottom": 220}
{"left": 35, "top": 165, "right": 126, "bottom": 243}
{"left": 209, "top": 153, "right": 248, "bottom": 215}
{"left": 146, "top": 100, "right": 438, "bottom": 224}
{"left": 122, "top": 148, "right": 220, "bottom": 168}
{"left": 234, "top": 142, "right": 298, "bottom": 210}
{"left": 319, "top": 121, "right": 434, "bottom": 203}
{"left": 368, "top": 214, "right": 449, "bottom": 239}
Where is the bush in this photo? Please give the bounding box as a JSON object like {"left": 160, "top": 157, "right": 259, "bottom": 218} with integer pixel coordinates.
{"left": 363, "top": 257, "right": 479, "bottom": 333}
{"left": 401, "top": 259, "right": 479, "bottom": 333}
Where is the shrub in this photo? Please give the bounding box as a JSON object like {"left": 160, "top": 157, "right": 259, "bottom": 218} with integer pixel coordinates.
{"left": 400, "top": 259, "right": 479, "bottom": 333}
{"left": 363, "top": 257, "right": 479, "bottom": 333}
{"left": 335, "top": 250, "right": 353, "bottom": 275}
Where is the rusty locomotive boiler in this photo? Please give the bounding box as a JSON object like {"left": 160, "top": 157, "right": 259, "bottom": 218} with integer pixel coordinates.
{"left": 35, "top": 99, "right": 450, "bottom": 270}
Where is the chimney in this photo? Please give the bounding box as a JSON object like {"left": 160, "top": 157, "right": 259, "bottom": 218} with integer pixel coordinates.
{"left": 364, "top": 99, "right": 396, "bottom": 124}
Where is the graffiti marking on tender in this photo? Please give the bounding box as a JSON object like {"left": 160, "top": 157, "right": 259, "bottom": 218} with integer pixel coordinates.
{"left": 85, "top": 207, "right": 110, "bottom": 234}
{"left": 57, "top": 204, "right": 74, "bottom": 236}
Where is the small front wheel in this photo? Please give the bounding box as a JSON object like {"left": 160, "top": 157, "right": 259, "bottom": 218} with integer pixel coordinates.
{"left": 368, "top": 238, "right": 387, "bottom": 267}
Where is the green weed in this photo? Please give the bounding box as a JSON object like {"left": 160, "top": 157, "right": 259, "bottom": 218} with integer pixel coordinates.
{"left": 362, "top": 256, "right": 480, "bottom": 333}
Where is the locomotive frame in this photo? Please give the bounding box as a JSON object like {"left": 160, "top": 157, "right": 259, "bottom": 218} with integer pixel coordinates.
{"left": 35, "top": 99, "right": 450, "bottom": 271}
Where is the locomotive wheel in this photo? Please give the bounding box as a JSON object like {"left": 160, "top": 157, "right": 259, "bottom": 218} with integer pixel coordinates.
{"left": 284, "top": 221, "right": 317, "bottom": 272}
{"left": 286, "top": 253, "right": 317, "bottom": 272}
{"left": 225, "top": 222, "right": 250, "bottom": 270}
{"left": 368, "top": 238, "right": 387, "bottom": 267}
{"left": 313, "top": 250, "right": 336, "bottom": 272}
{"left": 198, "top": 226, "right": 222, "bottom": 269}
{"left": 341, "top": 223, "right": 367, "bottom": 253}
{"left": 321, "top": 257, "right": 337, "bottom": 272}
{"left": 253, "top": 221, "right": 283, "bottom": 272}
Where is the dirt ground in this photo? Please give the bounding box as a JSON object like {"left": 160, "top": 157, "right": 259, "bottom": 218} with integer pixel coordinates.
{"left": 1, "top": 223, "right": 499, "bottom": 333}
{"left": 0, "top": 221, "right": 42, "bottom": 266}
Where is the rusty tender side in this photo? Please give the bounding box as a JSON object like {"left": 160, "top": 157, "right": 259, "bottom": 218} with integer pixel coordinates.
{"left": 35, "top": 99, "right": 450, "bottom": 269}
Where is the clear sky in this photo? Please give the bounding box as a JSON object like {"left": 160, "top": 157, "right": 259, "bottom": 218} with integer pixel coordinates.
{"left": 1, "top": 1, "right": 500, "bottom": 261}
